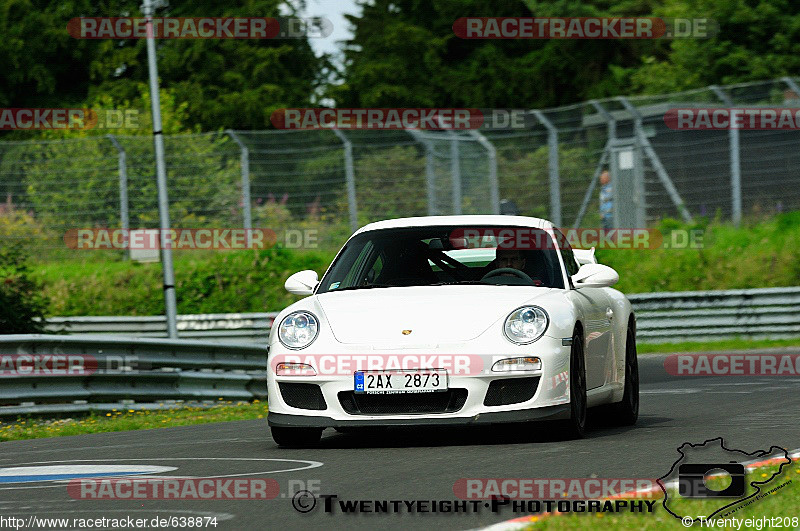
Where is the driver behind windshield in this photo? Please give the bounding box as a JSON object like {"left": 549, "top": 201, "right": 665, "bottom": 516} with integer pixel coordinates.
{"left": 481, "top": 247, "right": 546, "bottom": 286}
{"left": 493, "top": 248, "right": 526, "bottom": 272}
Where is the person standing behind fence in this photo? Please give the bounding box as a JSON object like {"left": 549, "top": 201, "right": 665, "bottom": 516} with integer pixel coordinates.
{"left": 599, "top": 170, "right": 613, "bottom": 230}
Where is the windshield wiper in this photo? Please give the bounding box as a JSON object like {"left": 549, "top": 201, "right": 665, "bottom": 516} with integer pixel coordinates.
{"left": 429, "top": 280, "right": 489, "bottom": 286}
{"left": 328, "top": 284, "right": 392, "bottom": 293}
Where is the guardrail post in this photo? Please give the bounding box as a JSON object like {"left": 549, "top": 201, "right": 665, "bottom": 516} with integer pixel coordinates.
{"left": 332, "top": 129, "right": 359, "bottom": 232}
{"left": 532, "top": 111, "right": 561, "bottom": 226}
{"left": 710, "top": 86, "right": 741, "bottom": 227}
{"left": 106, "top": 134, "right": 129, "bottom": 260}
{"left": 225, "top": 130, "right": 253, "bottom": 238}
{"left": 406, "top": 129, "right": 437, "bottom": 215}
{"left": 617, "top": 97, "right": 693, "bottom": 224}
{"left": 466, "top": 130, "right": 500, "bottom": 214}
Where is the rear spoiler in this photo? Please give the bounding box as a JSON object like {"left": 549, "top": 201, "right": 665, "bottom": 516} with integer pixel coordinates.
{"left": 573, "top": 247, "right": 597, "bottom": 266}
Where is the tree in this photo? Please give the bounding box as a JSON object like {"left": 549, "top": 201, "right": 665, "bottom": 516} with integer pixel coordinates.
{"left": 628, "top": 0, "right": 800, "bottom": 93}
{"left": 330, "top": 0, "right": 664, "bottom": 109}
{"left": 0, "top": 0, "right": 327, "bottom": 135}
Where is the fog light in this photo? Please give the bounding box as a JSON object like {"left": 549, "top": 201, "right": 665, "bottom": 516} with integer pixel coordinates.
{"left": 491, "top": 356, "right": 542, "bottom": 372}
{"left": 275, "top": 362, "right": 316, "bottom": 376}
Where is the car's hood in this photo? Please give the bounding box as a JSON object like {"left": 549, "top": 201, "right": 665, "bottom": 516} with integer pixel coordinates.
{"left": 315, "top": 285, "right": 558, "bottom": 344}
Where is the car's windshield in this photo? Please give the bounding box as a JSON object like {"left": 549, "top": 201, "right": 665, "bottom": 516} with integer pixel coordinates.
{"left": 316, "top": 225, "right": 565, "bottom": 293}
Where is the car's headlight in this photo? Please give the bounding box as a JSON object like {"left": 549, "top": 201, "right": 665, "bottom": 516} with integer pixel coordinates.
{"left": 278, "top": 311, "right": 319, "bottom": 349}
{"left": 503, "top": 306, "right": 548, "bottom": 344}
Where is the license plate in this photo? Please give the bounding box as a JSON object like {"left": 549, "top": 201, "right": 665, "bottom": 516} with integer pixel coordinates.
{"left": 354, "top": 370, "right": 448, "bottom": 394}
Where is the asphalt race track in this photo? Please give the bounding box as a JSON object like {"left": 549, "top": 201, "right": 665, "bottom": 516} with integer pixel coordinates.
{"left": 1, "top": 352, "right": 798, "bottom": 530}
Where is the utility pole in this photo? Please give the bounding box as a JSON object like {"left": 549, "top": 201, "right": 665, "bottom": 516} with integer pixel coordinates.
{"left": 141, "top": 0, "right": 178, "bottom": 338}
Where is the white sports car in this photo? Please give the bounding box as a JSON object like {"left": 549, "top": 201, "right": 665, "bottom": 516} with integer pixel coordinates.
{"left": 267, "top": 215, "right": 639, "bottom": 447}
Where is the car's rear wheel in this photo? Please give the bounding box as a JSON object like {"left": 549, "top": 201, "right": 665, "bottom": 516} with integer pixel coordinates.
{"left": 599, "top": 324, "right": 639, "bottom": 426}
{"left": 557, "top": 328, "right": 587, "bottom": 439}
{"left": 271, "top": 426, "right": 322, "bottom": 448}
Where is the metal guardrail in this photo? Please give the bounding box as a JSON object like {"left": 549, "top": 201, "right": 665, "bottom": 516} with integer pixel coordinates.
{"left": 43, "top": 313, "right": 278, "bottom": 342}
{"left": 0, "top": 335, "right": 268, "bottom": 416}
{"left": 4, "top": 286, "right": 799, "bottom": 415}
{"left": 42, "top": 287, "right": 800, "bottom": 345}
{"left": 629, "top": 287, "right": 800, "bottom": 343}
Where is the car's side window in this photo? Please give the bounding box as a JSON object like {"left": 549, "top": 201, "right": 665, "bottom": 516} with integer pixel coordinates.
{"left": 365, "top": 253, "right": 384, "bottom": 284}
{"left": 553, "top": 229, "right": 579, "bottom": 277}
{"left": 341, "top": 241, "right": 375, "bottom": 287}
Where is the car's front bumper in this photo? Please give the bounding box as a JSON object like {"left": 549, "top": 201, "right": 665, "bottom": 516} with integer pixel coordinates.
{"left": 267, "top": 405, "right": 570, "bottom": 427}
{"left": 267, "top": 335, "right": 573, "bottom": 428}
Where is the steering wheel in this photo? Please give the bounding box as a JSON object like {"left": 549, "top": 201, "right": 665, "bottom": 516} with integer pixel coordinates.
{"left": 481, "top": 268, "right": 534, "bottom": 283}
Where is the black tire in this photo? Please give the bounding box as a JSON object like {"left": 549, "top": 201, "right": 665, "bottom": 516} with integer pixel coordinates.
{"left": 598, "top": 324, "right": 639, "bottom": 426}
{"left": 271, "top": 426, "right": 323, "bottom": 448}
{"left": 557, "top": 328, "right": 588, "bottom": 439}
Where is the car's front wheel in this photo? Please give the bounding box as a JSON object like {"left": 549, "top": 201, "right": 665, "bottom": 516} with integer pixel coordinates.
{"left": 557, "top": 328, "right": 587, "bottom": 439}
{"left": 271, "top": 426, "right": 323, "bottom": 448}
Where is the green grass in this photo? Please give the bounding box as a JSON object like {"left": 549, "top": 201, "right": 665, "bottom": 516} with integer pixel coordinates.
{"left": 523, "top": 460, "right": 800, "bottom": 529}
{"left": 0, "top": 401, "right": 268, "bottom": 442}
{"left": 22, "top": 210, "right": 800, "bottom": 317}
{"left": 33, "top": 246, "right": 335, "bottom": 316}
{"left": 638, "top": 338, "right": 800, "bottom": 353}
{"left": 599, "top": 212, "right": 800, "bottom": 294}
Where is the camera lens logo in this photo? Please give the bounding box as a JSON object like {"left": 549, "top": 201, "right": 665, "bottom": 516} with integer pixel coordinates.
{"left": 658, "top": 438, "right": 792, "bottom": 523}
{"left": 678, "top": 462, "right": 745, "bottom": 498}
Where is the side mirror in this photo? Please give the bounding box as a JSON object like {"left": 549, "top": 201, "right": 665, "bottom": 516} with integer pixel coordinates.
{"left": 572, "top": 263, "right": 619, "bottom": 288}
{"left": 285, "top": 270, "right": 319, "bottom": 296}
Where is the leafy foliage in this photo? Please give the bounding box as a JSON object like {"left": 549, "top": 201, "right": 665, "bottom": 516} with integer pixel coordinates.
{"left": 0, "top": 0, "right": 326, "bottom": 136}
{"left": 0, "top": 243, "right": 47, "bottom": 333}
{"left": 332, "top": 0, "right": 800, "bottom": 108}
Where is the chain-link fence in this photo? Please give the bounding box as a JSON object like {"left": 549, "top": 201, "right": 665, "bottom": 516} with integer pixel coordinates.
{"left": 2, "top": 76, "right": 800, "bottom": 258}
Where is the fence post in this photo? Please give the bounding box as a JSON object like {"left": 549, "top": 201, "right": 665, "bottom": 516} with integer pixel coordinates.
{"left": 331, "top": 129, "right": 359, "bottom": 232}
{"left": 106, "top": 134, "right": 129, "bottom": 260}
{"left": 781, "top": 77, "right": 800, "bottom": 99}
{"left": 225, "top": 130, "right": 253, "bottom": 236}
{"left": 466, "top": 130, "right": 500, "bottom": 214}
{"left": 532, "top": 110, "right": 561, "bottom": 226}
{"left": 406, "top": 129, "right": 437, "bottom": 215}
{"left": 710, "top": 86, "right": 741, "bottom": 227}
{"left": 444, "top": 130, "right": 463, "bottom": 215}
{"left": 617, "top": 97, "right": 693, "bottom": 224}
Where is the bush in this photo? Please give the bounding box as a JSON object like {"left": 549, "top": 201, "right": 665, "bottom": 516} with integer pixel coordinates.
{"left": 0, "top": 244, "right": 47, "bottom": 333}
